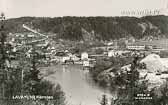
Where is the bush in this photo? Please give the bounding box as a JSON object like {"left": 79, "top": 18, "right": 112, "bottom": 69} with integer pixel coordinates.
{"left": 35, "top": 80, "right": 66, "bottom": 105}
{"left": 90, "top": 58, "right": 112, "bottom": 81}
{"left": 160, "top": 51, "right": 168, "bottom": 58}
{"left": 95, "top": 48, "right": 104, "bottom": 54}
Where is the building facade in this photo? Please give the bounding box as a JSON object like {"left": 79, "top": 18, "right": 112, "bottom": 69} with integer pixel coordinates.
{"left": 127, "top": 39, "right": 168, "bottom": 51}
{"left": 127, "top": 44, "right": 145, "bottom": 50}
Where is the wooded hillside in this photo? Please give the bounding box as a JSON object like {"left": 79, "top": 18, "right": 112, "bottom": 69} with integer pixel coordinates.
{"left": 5, "top": 15, "right": 168, "bottom": 40}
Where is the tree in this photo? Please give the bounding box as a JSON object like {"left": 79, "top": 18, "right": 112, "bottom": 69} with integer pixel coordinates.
{"left": 5, "top": 16, "right": 168, "bottom": 41}
{"left": 100, "top": 94, "right": 108, "bottom": 105}
{"left": 22, "top": 43, "right": 47, "bottom": 95}
{"left": 159, "top": 79, "right": 168, "bottom": 105}
{"left": 114, "top": 56, "right": 151, "bottom": 105}
{"left": 35, "top": 81, "right": 66, "bottom": 105}
{"left": 0, "top": 13, "right": 24, "bottom": 105}
{"left": 95, "top": 48, "right": 104, "bottom": 54}
{"left": 110, "top": 98, "right": 115, "bottom": 105}
{"left": 0, "top": 14, "right": 67, "bottom": 105}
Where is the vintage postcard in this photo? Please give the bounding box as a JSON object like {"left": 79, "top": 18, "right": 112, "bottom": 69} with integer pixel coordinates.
{"left": 0, "top": 0, "right": 168, "bottom": 105}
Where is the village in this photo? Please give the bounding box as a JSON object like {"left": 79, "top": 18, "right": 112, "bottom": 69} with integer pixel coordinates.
{"left": 0, "top": 15, "right": 168, "bottom": 105}
{"left": 1, "top": 0, "right": 168, "bottom": 104}
{"left": 6, "top": 23, "right": 168, "bottom": 90}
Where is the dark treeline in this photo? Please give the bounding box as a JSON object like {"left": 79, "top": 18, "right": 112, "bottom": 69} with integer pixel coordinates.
{"left": 5, "top": 15, "right": 168, "bottom": 40}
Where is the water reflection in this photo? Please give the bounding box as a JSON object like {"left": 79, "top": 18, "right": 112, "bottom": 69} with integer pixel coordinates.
{"left": 47, "top": 64, "right": 112, "bottom": 105}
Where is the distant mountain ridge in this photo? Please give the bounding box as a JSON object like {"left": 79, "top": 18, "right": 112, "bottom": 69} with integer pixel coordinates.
{"left": 5, "top": 15, "right": 168, "bottom": 41}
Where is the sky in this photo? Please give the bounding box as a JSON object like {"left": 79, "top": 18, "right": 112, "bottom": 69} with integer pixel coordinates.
{"left": 0, "top": 0, "right": 167, "bottom": 18}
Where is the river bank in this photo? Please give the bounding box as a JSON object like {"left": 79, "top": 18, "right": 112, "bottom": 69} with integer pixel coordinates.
{"left": 43, "top": 64, "right": 113, "bottom": 105}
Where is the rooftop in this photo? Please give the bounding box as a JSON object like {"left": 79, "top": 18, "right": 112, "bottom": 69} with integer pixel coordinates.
{"left": 128, "top": 39, "right": 168, "bottom": 46}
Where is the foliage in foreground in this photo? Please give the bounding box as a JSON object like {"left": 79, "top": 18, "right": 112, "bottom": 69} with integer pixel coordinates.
{"left": 99, "top": 56, "right": 168, "bottom": 105}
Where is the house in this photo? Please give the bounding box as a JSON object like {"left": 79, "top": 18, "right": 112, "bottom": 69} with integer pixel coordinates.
{"left": 108, "top": 50, "right": 115, "bottom": 57}
{"left": 127, "top": 39, "right": 168, "bottom": 51}
{"left": 81, "top": 52, "right": 88, "bottom": 60}
{"left": 108, "top": 50, "right": 130, "bottom": 57}
{"left": 83, "top": 59, "right": 90, "bottom": 67}
{"left": 152, "top": 46, "right": 165, "bottom": 53}
{"left": 127, "top": 44, "right": 145, "bottom": 50}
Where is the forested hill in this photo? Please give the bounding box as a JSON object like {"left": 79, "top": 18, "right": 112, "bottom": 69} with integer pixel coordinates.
{"left": 5, "top": 15, "right": 168, "bottom": 40}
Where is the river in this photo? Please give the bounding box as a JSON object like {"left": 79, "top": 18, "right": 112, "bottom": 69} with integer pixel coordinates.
{"left": 44, "top": 64, "right": 112, "bottom": 105}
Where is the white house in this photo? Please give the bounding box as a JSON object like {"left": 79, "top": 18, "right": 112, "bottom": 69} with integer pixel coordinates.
{"left": 83, "top": 59, "right": 90, "bottom": 67}
{"left": 81, "top": 52, "right": 88, "bottom": 60}
{"left": 108, "top": 50, "right": 115, "bottom": 57}
{"left": 127, "top": 44, "right": 145, "bottom": 50}
{"left": 108, "top": 50, "right": 128, "bottom": 57}
{"left": 27, "top": 34, "right": 35, "bottom": 38}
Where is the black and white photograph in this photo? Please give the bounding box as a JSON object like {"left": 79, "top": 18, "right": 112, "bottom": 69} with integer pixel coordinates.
{"left": 0, "top": 0, "right": 168, "bottom": 105}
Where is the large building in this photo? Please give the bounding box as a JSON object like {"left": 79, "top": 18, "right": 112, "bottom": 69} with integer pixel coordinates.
{"left": 127, "top": 39, "right": 168, "bottom": 51}
{"left": 127, "top": 44, "right": 145, "bottom": 50}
